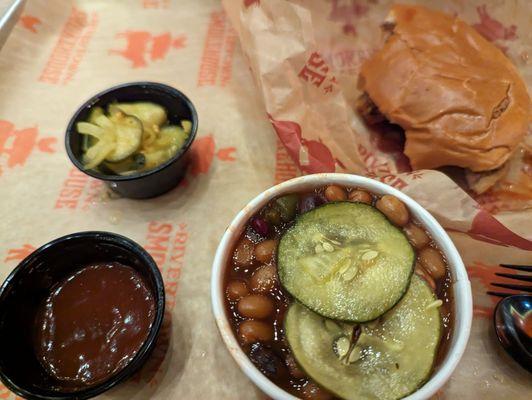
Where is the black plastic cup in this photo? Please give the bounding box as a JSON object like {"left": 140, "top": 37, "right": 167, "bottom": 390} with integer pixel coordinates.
{"left": 65, "top": 82, "right": 198, "bottom": 199}
{"left": 0, "top": 232, "right": 165, "bottom": 399}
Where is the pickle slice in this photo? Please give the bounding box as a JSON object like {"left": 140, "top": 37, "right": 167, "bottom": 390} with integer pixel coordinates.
{"left": 181, "top": 119, "right": 192, "bottom": 134}
{"left": 141, "top": 148, "right": 172, "bottom": 170}
{"left": 102, "top": 154, "right": 145, "bottom": 176}
{"left": 159, "top": 125, "right": 189, "bottom": 149}
{"left": 87, "top": 106, "right": 104, "bottom": 124}
{"left": 285, "top": 276, "right": 442, "bottom": 400}
{"left": 82, "top": 140, "right": 114, "bottom": 169}
{"left": 278, "top": 202, "right": 415, "bottom": 322}
{"left": 104, "top": 113, "right": 143, "bottom": 162}
{"left": 109, "top": 102, "right": 167, "bottom": 128}
{"left": 139, "top": 125, "right": 189, "bottom": 169}
{"left": 77, "top": 112, "right": 143, "bottom": 167}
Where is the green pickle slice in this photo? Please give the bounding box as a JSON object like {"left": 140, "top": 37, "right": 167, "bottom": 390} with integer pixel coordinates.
{"left": 103, "top": 113, "right": 143, "bottom": 162}
{"left": 109, "top": 102, "right": 167, "bottom": 128}
{"left": 285, "top": 275, "right": 442, "bottom": 400}
{"left": 278, "top": 202, "right": 415, "bottom": 322}
{"left": 77, "top": 113, "right": 142, "bottom": 167}
{"left": 78, "top": 101, "right": 191, "bottom": 174}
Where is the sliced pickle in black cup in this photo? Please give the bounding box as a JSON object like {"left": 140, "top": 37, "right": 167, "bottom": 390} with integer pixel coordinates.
{"left": 77, "top": 112, "right": 143, "bottom": 166}
{"left": 108, "top": 102, "right": 168, "bottom": 127}
{"left": 65, "top": 82, "right": 198, "bottom": 198}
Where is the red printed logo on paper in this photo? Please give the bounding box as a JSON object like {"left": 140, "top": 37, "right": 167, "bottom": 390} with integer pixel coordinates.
{"left": 375, "top": 174, "right": 409, "bottom": 190}
{"left": 4, "top": 244, "right": 36, "bottom": 262}
{"left": 329, "top": 0, "right": 369, "bottom": 36}
{"left": 473, "top": 5, "right": 517, "bottom": 43}
{"left": 357, "top": 143, "right": 409, "bottom": 180}
{"left": 269, "top": 117, "right": 338, "bottom": 174}
{"left": 39, "top": 7, "right": 98, "bottom": 85}
{"left": 298, "top": 52, "right": 339, "bottom": 94}
{"left": 197, "top": 11, "right": 238, "bottom": 87}
{"left": 322, "top": 48, "right": 373, "bottom": 74}
{"left": 130, "top": 221, "right": 188, "bottom": 386}
{"left": 0, "top": 120, "right": 56, "bottom": 176}
{"left": 142, "top": 0, "right": 170, "bottom": 8}
{"left": 189, "top": 135, "right": 236, "bottom": 177}
{"left": 19, "top": 15, "right": 41, "bottom": 33}
{"left": 54, "top": 167, "right": 104, "bottom": 211}
{"left": 109, "top": 31, "right": 186, "bottom": 68}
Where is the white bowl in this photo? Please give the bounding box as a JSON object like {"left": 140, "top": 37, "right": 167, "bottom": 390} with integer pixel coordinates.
{"left": 211, "top": 173, "right": 472, "bottom": 400}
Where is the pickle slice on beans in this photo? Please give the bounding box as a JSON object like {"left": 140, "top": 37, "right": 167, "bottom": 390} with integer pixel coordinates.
{"left": 278, "top": 202, "right": 415, "bottom": 322}
{"left": 285, "top": 276, "right": 441, "bottom": 400}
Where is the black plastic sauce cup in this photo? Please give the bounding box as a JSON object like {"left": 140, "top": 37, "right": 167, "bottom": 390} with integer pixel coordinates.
{"left": 65, "top": 82, "right": 198, "bottom": 199}
{"left": 0, "top": 232, "right": 165, "bottom": 399}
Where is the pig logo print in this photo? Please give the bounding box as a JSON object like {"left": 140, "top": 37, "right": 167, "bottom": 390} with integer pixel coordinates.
{"left": 329, "top": 0, "right": 369, "bottom": 36}
{"left": 189, "top": 135, "right": 236, "bottom": 176}
{"left": 473, "top": 5, "right": 517, "bottom": 43}
{"left": 0, "top": 120, "right": 56, "bottom": 176}
{"left": 269, "top": 117, "right": 337, "bottom": 174}
{"left": 109, "top": 31, "right": 186, "bottom": 68}
{"left": 19, "top": 15, "right": 41, "bottom": 33}
{"left": 473, "top": 5, "right": 517, "bottom": 53}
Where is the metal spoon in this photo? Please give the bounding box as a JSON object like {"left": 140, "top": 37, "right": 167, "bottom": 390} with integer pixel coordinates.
{"left": 494, "top": 294, "right": 532, "bottom": 372}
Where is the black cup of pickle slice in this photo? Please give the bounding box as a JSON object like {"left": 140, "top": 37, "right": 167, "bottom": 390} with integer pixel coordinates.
{"left": 65, "top": 82, "right": 198, "bottom": 199}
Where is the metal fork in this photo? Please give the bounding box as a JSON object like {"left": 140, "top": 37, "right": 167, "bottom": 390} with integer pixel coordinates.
{"left": 487, "top": 264, "right": 532, "bottom": 297}
{"left": 0, "top": 0, "right": 26, "bottom": 50}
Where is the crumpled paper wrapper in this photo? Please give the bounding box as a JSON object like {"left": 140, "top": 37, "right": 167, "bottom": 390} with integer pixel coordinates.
{"left": 224, "top": 0, "right": 532, "bottom": 212}
{"left": 0, "top": 0, "right": 530, "bottom": 399}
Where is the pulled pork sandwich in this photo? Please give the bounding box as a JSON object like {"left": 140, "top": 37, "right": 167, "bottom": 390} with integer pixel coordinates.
{"left": 357, "top": 4, "right": 531, "bottom": 193}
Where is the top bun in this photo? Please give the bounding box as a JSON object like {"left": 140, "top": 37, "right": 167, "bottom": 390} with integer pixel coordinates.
{"left": 359, "top": 4, "right": 530, "bottom": 172}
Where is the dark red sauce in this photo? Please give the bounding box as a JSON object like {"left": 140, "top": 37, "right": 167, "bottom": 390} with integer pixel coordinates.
{"left": 34, "top": 262, "right": 155, "bottom": 388}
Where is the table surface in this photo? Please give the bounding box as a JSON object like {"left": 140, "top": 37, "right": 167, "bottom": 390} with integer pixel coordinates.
{"left": 0, "top": 1, "right": 531, "bottom": 399}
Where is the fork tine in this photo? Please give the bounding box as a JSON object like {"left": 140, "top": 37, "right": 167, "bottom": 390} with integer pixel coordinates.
{"left": 494, "top": 272, "right": 532, "bottom": 282}
{"left": 490, "top": 282, "right": 532, "bottom": 292}
{"left": 499, "top": 264, "right": 532, "bottom": 272}
{"left": 486, "top": 291, "right": 514, "bottom": 298}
